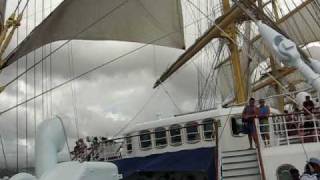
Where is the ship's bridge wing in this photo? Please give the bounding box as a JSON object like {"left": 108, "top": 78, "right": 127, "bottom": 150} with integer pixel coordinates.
{"left": 2, "top": 0, "right": 185, "bottom": 69}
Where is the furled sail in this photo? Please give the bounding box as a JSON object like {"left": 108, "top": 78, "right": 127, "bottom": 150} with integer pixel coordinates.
{"left": 218, "top": 0, "right": 320, "bottom": 101}
{"left": 251, "top": 0, "right": 320, "bottom": 62}
{"left": 2, "top": 0, "right": 185, "bottom": 69}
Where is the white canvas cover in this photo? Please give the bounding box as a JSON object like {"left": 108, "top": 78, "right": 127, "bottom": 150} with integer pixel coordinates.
{"left": 3, "top": 0, "right": 185, "bottom": 68}
{"left": 251, "top": 0, "right": 320, "bottom": 63}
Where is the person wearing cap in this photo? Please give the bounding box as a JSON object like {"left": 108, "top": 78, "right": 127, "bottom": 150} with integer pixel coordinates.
{"left": 301, "top": 158, "right": 320, "bottom": 180}
{"left": 258, "top": 99, "right": 270, "bottom": 146}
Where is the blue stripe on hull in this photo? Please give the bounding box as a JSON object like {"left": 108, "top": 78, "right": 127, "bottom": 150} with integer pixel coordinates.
{"left": 113, "top": 147, "right": 216, "bottom": 180}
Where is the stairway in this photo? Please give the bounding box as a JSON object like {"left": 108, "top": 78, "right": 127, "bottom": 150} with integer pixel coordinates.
{"left": 221, "top": 149, "right": 261, "bottom": 180}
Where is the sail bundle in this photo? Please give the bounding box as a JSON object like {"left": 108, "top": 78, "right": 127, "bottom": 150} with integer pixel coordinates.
{"left": 218, "top": 0, "right": 320, "bottom": 103}
{"left": 251, "top": 0, "right": 320, "bottom": 63}
{"left": 2, "top": 0, "right": 185, "bottom": 69}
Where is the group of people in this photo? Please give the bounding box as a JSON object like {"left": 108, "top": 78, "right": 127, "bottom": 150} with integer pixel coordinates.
{"left": 242, "top": 97, "right": 270, "bottom": 149}
{"left": 71, "top": 136, "right": 108, "bottom": 161}
{"left": 71, "top": 138, "right": 88, "bottom": 160}
{"left": 284, "top": 96, "right": 320, "bottom": 143}
{"left": 242, "top": 96, "right": 320, "bottom": 148}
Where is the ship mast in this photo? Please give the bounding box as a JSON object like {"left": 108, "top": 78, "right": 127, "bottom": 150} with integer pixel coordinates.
{"left": 221, "top": 0, "right": 247, "bottom": 104}
{"left": 269, "top": 0, "right": 285, "bottom": 112}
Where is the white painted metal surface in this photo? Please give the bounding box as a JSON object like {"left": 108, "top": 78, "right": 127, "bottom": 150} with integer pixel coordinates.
{"left": 257, "top": 21, "right": 320, "bottom": 92}
{"left": 9, "top": 118, "right": 121, "bottom": 180}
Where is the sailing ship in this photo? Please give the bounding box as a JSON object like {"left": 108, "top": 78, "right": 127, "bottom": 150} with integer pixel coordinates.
{"left": 1, "top": 0, "right": 320, "bottom": 180}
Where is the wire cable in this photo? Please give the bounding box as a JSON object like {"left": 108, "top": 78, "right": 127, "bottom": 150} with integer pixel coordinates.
{"left": 0, "top": 12, "right": 212, "bottom": 116}
{"left": 3, "top": 0, "right": 130, "bottom": 88}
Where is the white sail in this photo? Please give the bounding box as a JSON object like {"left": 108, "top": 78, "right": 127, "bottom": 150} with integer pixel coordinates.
{"left": 3, "top": 0, "right": 185, "bottom": 68}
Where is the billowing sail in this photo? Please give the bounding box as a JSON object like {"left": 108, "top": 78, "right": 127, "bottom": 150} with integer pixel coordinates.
{"left": 3, "top": 0, "right": 185, "bottom": 69}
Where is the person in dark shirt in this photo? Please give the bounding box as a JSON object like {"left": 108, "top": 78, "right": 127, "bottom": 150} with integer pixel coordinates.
{"left": 303, "top": 96, "right": 315, "bottom": 116}
{"left": 289, "top": 168, "right": 300, "bottom": 180}
{"left": 242, "top": 97, "right": 258, "bottom": 149}
{"left": 303, "top": 96, "right": 316, "bottom": 142}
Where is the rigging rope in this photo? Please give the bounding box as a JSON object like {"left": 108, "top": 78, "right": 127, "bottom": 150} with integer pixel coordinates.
{"left": 112, "top": 88, "right": 160, "bottom": 137}
{"left": 0, "top": 12, "right": 213, "bottom": 116}
{"left": 15, "top": 6, "right": 19, "bottom": 172}
{"left": 33, "top": 0, "right": 37, "bottom": 139}
{"left": 50, "top": 0, "right": 53, "bottom": 119}
{"left": 68, "top": 42, "right": 80, "bottom": 140}
{"left": 232, "top": 0, "right": 311, "bottom": 160}
{"left": 25, "top": 0, "right": 29, "bottom": 170}
{"left": 186, "top": 0, "right": 313, "bottom": 159}
{"left": 41, "top": 0, "right": 45, "bottom": 121}
{"left": 0, "top": 135, "right": 8, "bottom": 170}
{"left": 3, "top": 0, "right": 130, "bottom": 88}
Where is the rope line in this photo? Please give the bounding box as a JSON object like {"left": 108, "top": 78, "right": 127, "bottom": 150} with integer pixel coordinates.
{"left": 3, "top": 0, "right": 130, "bottom": 88}
{"left": 0, "top": 12, "right": 212, "bottom": 116}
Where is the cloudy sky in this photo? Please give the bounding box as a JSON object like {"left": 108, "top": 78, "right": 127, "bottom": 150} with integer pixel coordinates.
{"left": 0, "top": 0, "right": 318, "bottom": 171}
{"left": 0, "top": 0, "right": 217, "bottom": 170}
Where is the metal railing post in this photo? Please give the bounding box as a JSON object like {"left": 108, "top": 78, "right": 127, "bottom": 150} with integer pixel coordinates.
{"left": 282, "top": 116, "right": 290, "bottom": 145}
{"left": 254, "top": 118, "right": 267, "bottom": 180}
{"left": 312, "top": 114, "right": 319, "bottom": 142}
{"left": 214, "top": 121, "right": 221, "bottom": 180}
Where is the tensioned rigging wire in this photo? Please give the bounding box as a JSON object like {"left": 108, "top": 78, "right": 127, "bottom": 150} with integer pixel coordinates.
{"left": 187, "top": 0, "right": 249, "bottom": 105}
{"left": 68, "top": 42, "right": 80, "bottom": 139}
{"left": 25, "top": 0, "right": 29, "bottom": 170}
{"left": 113, "top": 11, "right": 226, "bottom": 137}
{"left": 0, "top": 9, "right": 217, "bottom": 116}
{"left": 160, "top": 84, "right": 182, "bottom": 114}
{"left": 112, "top": 88, "right": 160, "bottom": 137}
{"left": 33, "top": 0, "right": 37, "bottom": 139}
{"left": 13, "top": 0, "right": 24, "bottom": 15}
{"left": 0, "top": 135, "right": 8, "bottom": 170}
{"left": 41, "top": 0, "right": 45, "bottom": 122}
{"left": 3, "top": 0, "right": 130, "bottom": 89}
{"left": 184, "top": 0, "right": 222, "bottom": 109}
{"left": 232, "top": 0, "right": 312, "bottom": 160}
{"left": 15, "top": 5, "right": 19, "bottom": 173}
{"left": 150, "top": 43, "right": 182, "bottom": 114}
{"left": 1, "top": 26, "right": 194, "bottom": 160}
{"left": 49, "top": 0, "right": 53, "bottom": 119}
{"left": 189, "top": 0, "right": 313, "bottom": 159}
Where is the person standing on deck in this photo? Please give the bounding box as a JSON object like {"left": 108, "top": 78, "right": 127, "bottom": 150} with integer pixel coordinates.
{"left": 258, "top": 99, "right": 270, "bottom": 146}
{"left": 242, "top": 97, "right": 259, "bottom": 149}
{"left": 303, "top": 96, "right": 316, "bottom": 142}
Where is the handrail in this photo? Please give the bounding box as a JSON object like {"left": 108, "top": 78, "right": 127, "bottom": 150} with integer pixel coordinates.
{"left": 254, "top": 118, "right": 267, "bottom": 180}
{"left": 214, "top": 120, "right": 221, "bottom": 180}
{"left": 258, "top": 113, "right": 320, "bottom": 146}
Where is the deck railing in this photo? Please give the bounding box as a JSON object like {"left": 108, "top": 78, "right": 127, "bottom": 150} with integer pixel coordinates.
{"left": 256, "top": 111, "right": 320, "bottom": 148}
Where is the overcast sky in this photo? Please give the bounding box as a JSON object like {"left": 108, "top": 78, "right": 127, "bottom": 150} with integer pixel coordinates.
{"left": 0, "top": 0, "right": 217, "bottom": 170}
{"left": 0, "top": 0, "right": 319, "bottom": 171}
